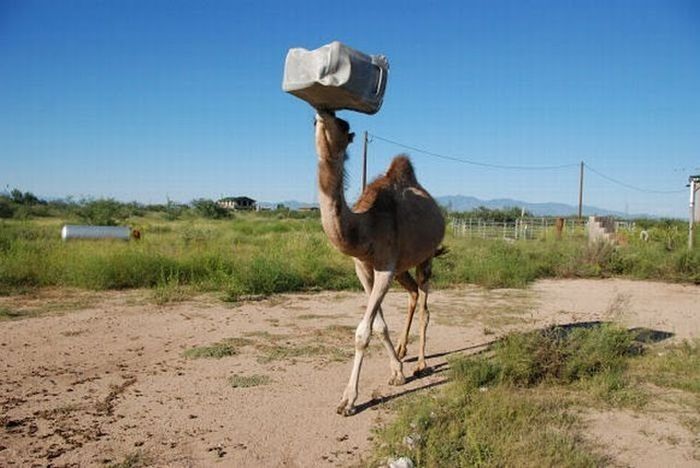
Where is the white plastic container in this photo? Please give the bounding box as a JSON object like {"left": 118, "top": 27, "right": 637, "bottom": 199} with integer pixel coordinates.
{"left": 282, "top": 41, "right": 389, "bottom": 114}
{"left": 61, "top": 225, "right": 131, "bottom": 241}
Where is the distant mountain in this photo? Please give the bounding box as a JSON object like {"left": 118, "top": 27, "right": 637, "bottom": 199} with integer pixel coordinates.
{"left": 267, "top": 196, "right": 645, "bottom": 218}
{"left": 435, "top": 195, "right": 630, "bottom": 217}
{"left": 261, "top": 200, "right": 318, "bottom": 210}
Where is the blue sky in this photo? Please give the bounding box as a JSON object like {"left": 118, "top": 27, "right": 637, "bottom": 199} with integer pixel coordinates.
{"left": 1, "top": 0, "right": 698, "bottom": 217}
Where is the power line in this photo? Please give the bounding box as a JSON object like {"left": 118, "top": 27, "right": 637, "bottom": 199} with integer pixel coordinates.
{"left": 369, "top": 133, "right": 579, "bottom": 171}
{"left": 369, "top": 132, "right": 686, "bottom": 195}
{"left": 584, "top": 163, "right": 686, "bottom": 194}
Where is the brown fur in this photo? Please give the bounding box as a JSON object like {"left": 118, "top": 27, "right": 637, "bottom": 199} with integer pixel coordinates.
{"left": 353, "top": 155, "right": 417, "bottom": 213}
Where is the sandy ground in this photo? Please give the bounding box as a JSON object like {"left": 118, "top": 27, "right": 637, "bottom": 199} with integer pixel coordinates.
{"left": 0, "top": 279, "right": 698, "bottom": 467}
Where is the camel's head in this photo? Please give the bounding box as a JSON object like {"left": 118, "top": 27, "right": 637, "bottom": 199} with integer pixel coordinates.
{"left": 315, "top": 110, "right": 354, "bottom": 158}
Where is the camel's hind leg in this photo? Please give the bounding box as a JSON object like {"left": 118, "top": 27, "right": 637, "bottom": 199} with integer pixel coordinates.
{"left": 414, "top": 259, "right": 433, "bottom": 375}
{"left": 394, "top": 271, "right": 419, "bottom": 360}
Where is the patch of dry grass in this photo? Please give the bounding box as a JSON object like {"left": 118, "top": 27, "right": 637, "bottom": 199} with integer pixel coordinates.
{"left": 229, "top": 374, "right": 272, "bottom": 388}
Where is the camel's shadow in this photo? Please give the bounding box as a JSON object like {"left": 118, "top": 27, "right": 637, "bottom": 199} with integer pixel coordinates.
{"left": 354, "top": 321, "right": 674, "bottom": 415}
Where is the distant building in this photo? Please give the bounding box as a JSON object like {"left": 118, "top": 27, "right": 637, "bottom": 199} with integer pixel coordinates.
{"left": 298, "top": 206, "right": 320, "bottom": 212}
{"left": 217, "top": 196, "right": 256, "bottom": 211}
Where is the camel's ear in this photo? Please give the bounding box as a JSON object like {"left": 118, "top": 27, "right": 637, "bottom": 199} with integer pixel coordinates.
{"left": 348, "top": 132, "right": 355, "bottom": 143}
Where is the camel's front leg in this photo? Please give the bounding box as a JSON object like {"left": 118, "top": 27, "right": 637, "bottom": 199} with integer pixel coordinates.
{"left": 354, "top": 261, "right": 405, "bottom": 385}
{"left": 337, "top": 269, "right": 397, "bottom": 416}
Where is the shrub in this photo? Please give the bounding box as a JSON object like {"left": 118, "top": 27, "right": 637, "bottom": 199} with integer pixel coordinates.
{"left": 371, "top": 325, "right": 645, "bottom": 467}
{"left": 190, "top": 198, "right": 231, "bottom": 219}
{"left": 76, "top": 199, "right": 128, "bottom": 226}
{"left": 451, "top": 324, "right": 639, "bottom": 389}
{"left": 0, "top": 198, "right": 15, "bottom": 218}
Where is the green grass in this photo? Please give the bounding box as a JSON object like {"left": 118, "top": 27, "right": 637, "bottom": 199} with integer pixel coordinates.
{"left": 630, "top": 340, "right": 700, "bottom": 395}
{"left": 370, "top": 325, "right": 698, "bottom": 467}
{"left": 183, "top": 338, "right": 254, "bottom": 359}
{"left": 0, "top": 306, "right": 32, "bottom": 320}
{"left": 185, "top": 326, "right": 354, "bottom": 365}
{"left": 0, "top": 215, "right": 358, "bottom": 297}
{"left": 0, "top": 214, "right": 698, "bottom": 300}
{"left": 229, "top": 374, "right": 272, "bottom": 388}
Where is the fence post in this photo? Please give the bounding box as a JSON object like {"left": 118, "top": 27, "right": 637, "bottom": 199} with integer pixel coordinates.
{"left": 542, "top": 217, "right": 546, "bottom": 240}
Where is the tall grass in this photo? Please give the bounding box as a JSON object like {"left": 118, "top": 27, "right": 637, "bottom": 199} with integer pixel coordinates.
{"left": 370, "top": 325, "right": 699, "bottom": 467}
{"left": 0, "top": 214, "right": 698, "bottom": 297}
{"left": 0, "top": 215, "right": 358, "bottom": 297}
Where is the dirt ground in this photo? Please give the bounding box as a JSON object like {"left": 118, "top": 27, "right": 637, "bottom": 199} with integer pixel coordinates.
{"left": 1, "top": 279, "right": 698, "bottom": 467}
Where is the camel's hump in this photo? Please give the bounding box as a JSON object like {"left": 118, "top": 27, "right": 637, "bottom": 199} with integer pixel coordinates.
{"left": 386, "top": 155, "right": 418, "bottom": 186}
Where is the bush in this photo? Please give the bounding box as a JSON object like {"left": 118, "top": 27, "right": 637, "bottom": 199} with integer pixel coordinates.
{"left": 76, "top": 199, "right": 128, "bottom": 226}
{"left": 190, "top": 199, "right": 231, "bottom": 219}
{"left": 452, "top": 324, "right": 639, "bottom": 389}
{"left": 371, "top": 325, "right": 645, "bottom": 467}
{"left": 0, "top": 198, "right": 15, "bottom": 218}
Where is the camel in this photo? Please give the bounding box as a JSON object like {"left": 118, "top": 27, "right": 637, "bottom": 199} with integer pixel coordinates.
{"left": 314, "top": 110, "right": 445, "bottom": 416}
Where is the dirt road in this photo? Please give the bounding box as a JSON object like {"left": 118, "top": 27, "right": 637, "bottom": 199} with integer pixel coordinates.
{"left": 1, "top": 279, "right": 698, "bottom": 467}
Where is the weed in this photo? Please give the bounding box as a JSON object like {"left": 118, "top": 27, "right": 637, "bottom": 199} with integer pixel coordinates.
{"left": 297, "top": 313, "right": 326, "bottom": 320}
{"left": 37, "top": 403, "right": 81, "bottom": 419}
{"left": 451, "top": 324, "right": 640, "bottom": 389}
{"left": 229, "top": 374, "right": 272, "bottom": 388}
{"left": 241, "top": 328, "right": 352, "bottom": 363}
{"left": 0, "top": 307, "right": 36, "bottom": 320}
{"left": 183, "top": 338, "right": 250, "bottom": 359}
{"left": 108, "top": 451, "right": 149, "bottom": 468}
{"left": 96, "top": 377, "right": 137, "bottom": 415}
{"left": 630, "top": 340, "right": 700, "bottom": 394}
{"left": 255, "top": 343, "right": 349, "bottom": 364}
{"left": 151, "top": 275, "right": 192, "bottom": 305}
{"left": 2, "top": 214, "right": 699, "bottom": 297}
{"left": 370, "top": 324, "right": 670, "bottom": 467}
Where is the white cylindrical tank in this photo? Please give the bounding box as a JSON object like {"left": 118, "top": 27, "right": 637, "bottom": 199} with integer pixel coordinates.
{"left": 61, "top": 225, "right": 131, "bottom": 241}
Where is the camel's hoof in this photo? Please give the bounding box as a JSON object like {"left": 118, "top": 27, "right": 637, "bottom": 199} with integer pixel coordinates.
{"left": 336, "top": 403, "right": 356, "bottom": 417}
{"left": 413, "top": 362, "right": 429, "bottom": 377}
{"left": 395, "top": 345, "right": 407, "bottom": 360}
{"left": 389, "top": 373, "right": 406, "bottom": 386}
{"left": 413, "top": 367, "right": 431, "bottom": 377}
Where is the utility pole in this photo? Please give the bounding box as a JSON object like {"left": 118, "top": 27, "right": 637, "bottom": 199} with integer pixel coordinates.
{"left": 362, "top": 131, "right": 368, "bottom": 191}
{"left": 578, "top": 161, "right": 584, "bottom": 219}
{"left": 689, "top": 175, "right": 700, "bottom": 250}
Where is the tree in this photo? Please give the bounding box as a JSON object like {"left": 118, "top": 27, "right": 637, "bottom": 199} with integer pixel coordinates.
{"left": 10, "top": 189, "right": 43, "bottom": 205}
{"left": 191, "top": 199, "right": 230, "bottom": 219}
{"left": 77, "top": 199, "right": 127, "bottom": 226}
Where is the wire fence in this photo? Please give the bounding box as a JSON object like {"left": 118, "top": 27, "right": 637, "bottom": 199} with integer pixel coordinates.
{"left": 450, "top": 217, "right": 581, "bottom": 240}
{"left": 450, "top": 217, "right": 637, "bottom": 241}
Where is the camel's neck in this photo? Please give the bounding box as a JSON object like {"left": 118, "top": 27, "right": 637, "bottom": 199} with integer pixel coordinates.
{"left": 316, "top": 146, "right": 366, "bottom": 257}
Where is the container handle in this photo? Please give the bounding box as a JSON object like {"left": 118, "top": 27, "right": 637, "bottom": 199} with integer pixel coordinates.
{"left": 375, "top": 66, "right": 384, "bottom": 95}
